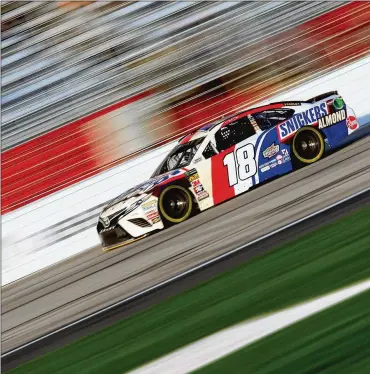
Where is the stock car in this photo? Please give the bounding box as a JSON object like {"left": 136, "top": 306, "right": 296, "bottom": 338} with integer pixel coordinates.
{"left": 97, "top": 91, "right": 360, "bottom": 250}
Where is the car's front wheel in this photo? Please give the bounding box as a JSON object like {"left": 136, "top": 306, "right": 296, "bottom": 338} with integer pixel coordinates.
{"left": 292, "top": 127, "right": 325, "bottom": 164}
{"left": 158, "top": 185, "right": 193, "bottom": 225}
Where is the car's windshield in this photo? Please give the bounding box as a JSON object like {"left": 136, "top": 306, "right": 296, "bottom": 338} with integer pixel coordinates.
{"left": 152, "top": 137, "right": 205, "bottom": 177}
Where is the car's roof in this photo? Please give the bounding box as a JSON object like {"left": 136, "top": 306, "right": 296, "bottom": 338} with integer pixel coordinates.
{"left": 178, "top": 101, "right": 302, "bottom": 144}
{"left": 178, "top": 130, "right": 207, "bottom": 145}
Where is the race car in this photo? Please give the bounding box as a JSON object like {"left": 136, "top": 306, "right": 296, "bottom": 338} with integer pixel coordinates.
{"left": 97, "top": 91, "right": 360, "bottom": 250}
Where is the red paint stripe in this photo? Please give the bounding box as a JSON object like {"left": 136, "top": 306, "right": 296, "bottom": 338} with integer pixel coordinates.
{"left": 211, "top": 147, "right": 236, "bottom": 205}
{"left": 180, "top": 133, "right": 196, "bottom": 144}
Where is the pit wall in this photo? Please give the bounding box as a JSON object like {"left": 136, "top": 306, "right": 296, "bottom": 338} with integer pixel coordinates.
{"left": 2, "top": 55, "right": 370, "bottom": 285}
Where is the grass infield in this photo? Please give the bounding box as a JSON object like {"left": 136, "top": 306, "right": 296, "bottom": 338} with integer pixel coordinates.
{"left": 8, "top": 205, "right": 370, "bottom": 374}
{"left": 196, "top": 288, "right": 370, "bottom": 374}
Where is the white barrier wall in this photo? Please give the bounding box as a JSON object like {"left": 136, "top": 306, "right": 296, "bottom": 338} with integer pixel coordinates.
{"left": 2, "top": 55, "right": 370, "bottom": 285}
{"left": 2, "top": 142, "right": 176, "bottom": 285}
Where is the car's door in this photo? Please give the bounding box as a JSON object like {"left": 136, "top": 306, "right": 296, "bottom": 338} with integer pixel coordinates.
{"left": 207, "top": 115, "right": 260, "bottom": 205}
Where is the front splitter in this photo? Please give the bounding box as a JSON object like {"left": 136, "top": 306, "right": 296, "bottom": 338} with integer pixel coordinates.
{"left": 102, "top": 234, "right": 148, "bottom": 252}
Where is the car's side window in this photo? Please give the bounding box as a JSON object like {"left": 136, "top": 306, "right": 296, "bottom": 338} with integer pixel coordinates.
{"left": 202, "top": 142, "right": 218, "bottom": 159}
{"left": 215, "top": 117, "right": 256, "bottom": 152}
{"left": 251, "top": 109, "right": 295, "bottom": 131}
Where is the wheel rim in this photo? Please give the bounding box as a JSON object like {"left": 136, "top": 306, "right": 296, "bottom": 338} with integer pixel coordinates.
{"left": 159, "top": 186, "right": 192, "bottom": 223}
{"left": 293, "top": 128, "right": 324, "bottom": 163}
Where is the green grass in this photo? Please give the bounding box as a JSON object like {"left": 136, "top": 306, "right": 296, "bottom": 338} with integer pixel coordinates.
{"left": 195, "top": 288, "right": 370, "bottom": 374}
{"left": 8, "top": 205, "right": 370, "bottom": 374}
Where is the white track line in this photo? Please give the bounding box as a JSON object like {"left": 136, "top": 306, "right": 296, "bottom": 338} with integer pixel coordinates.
{"left": 128, "top": 278, "right": 370, "bottom": 374}
{"left": 2, "top": 187, "right": 369, "bottom": 358}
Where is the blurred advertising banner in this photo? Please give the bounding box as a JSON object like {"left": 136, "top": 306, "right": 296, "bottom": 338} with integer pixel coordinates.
{"left": 1, "top": 92, "right": 152, "bottom": 213}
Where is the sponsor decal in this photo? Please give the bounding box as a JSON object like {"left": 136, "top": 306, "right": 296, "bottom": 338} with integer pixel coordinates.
{"left": 282, "top": 102, "right": 302, "bottom": 106}
{"left": 346, "top": 115, "right": 359, "bottom": 131}
{"left": 333, "top": 98, "right": 345, "bottom": 110}
{"left": 263, "top": 143, "right": 280, "bottom": 159}
{"left": 185, "top": 168, "right": 199, "bottom": 182}
{"left": 193, "top": 182, "right": 209, "bottom": 201}
{"left": 186, "top": 169, "right": 198, "bottom": 180}
{"left": 282, "top": 148, "right": 291, "bottom": 162}
{"left": 142, "top": 200, "right": 157, "bottom": 211}
{"left": 197, "top": 191, "right": 210, "bottom": 200}
{"left": 145, "top": 209, "right": 160, "bottom": 222}
{"left": 189, "top": 173, "right": 199, "bottom": 183}
{"left": 275, "top": 150, "right": 291, "bottom": 165}
{"left": 142, "top": 200, "right": 160, "bottom": 222}
{"left": 278, "top": 103, "right": 328, "bottom": 141}
{"left": 194, "top": 157, "right": 202, "bottom": 164}
{"left": 194, "top": 184, "right": 204, "bottom": 193}
{"left": 259, "top": 158, "right": 277, "bottom": 172}
{"left": 146, "top": 211, "right": 157, "bottom": 218}
{"left": 318, "top": 109, "right": 346, "bottom": 129}
{"left": 186, "top": 168, "right": 209, "bottom": 200}
{"left": 259, "top": 149, "right": 291, "bottom": 172}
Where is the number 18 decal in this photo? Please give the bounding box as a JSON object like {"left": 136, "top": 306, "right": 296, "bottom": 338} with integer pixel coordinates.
{"left": 223, "top": 144, "right": 257, "bottom": 186}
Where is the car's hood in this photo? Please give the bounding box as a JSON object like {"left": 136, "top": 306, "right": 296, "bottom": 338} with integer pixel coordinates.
{"left": 101, "top": 169, "right": 186, "bottom": 215}
{"left": 100, "top": 194, "right": 147, "bottom": 220}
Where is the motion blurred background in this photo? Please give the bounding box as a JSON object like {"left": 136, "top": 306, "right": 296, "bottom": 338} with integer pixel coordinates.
{"left": 1, "top": 1, "right": 370, "bottom": 283}
{"left": 2, "top": 3, "right": 370, "bottom": 373}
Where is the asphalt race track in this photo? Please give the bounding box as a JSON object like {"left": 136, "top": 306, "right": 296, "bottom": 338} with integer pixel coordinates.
{"left": 3, "top": 190, "right": 370, "bottom": 372}
{"left": 2, "top": 133, "right": 370, "bottom": 370}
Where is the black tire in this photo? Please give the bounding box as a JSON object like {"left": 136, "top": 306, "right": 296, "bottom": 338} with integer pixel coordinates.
{"left": 292, "top": 127, "right": 325, "bottom": 165}
{"left": 158, "top": 185, "right": 193, "bottom": 225}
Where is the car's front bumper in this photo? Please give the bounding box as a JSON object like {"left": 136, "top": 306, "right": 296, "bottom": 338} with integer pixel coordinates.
{"left": 100, "top": 231, "right": 148, "bottom": 252}
{"left": 98, "top": 221, "right": 157, "bottom": 251}
{"left": 98, "top": 224, "right": 132, "bottom": 248}
{"left": 98, "top": 198, "right": 165, "bottom": 250}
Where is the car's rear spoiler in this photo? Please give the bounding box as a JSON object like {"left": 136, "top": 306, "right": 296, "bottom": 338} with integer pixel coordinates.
{"left": 269, "top": 91, "right": 339, "bottom": 107}
{"left": 306, "top": 91, "right": 339, "bottom": 103}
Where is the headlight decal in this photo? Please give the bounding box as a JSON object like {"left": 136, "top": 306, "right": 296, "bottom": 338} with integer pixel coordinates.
{"left": 101, "top": 216, "right": 110, "bottom": 227}
{"left": 123, "top": 194, "right": 152, "bottom": 217}
{"left": 103, "top": 194, "right": 152, "bottom": 227}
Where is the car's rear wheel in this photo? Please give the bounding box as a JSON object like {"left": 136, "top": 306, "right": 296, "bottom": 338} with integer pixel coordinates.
{"left": 158, "top": 185, "right": 193, "bottom": 224}
{"left": 292, "top": 127, "right": 325, "bottom": 164}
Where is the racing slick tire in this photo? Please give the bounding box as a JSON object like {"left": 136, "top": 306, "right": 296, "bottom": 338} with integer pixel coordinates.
{"left": 292, "top": 127, "right": 325, "bottom": 165}
{"left": 158, "top": 185, "right": 193, "bottom": 225}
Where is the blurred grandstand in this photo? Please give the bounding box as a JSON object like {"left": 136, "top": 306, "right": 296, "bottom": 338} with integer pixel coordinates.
{"left": 1, "top": 1, "right": 370, "bottom": 214}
